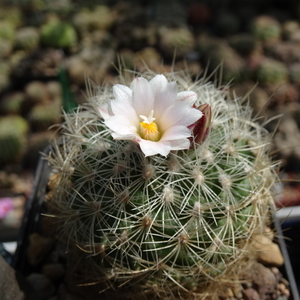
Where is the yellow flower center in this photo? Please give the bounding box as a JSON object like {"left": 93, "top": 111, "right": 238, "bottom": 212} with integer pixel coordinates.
{"left": 139, "top": 110, "right": 161, "bottom": 141}
{"left": 139, "top": 121, "right": 160, "bottom": 141}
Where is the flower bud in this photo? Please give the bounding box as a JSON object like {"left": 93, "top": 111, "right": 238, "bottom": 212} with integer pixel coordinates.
{"left": 190, "top": 104, "right": 212, "bottom": 144}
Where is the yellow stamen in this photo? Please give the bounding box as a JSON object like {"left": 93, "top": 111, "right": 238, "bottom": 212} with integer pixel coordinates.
{"left": 139, "top": 121, "right": 161, "bottom": 141}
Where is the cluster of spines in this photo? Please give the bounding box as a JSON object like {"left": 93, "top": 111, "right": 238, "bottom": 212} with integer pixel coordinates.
{"left": 47, "top": 71, "right": 277, "bottom": 298}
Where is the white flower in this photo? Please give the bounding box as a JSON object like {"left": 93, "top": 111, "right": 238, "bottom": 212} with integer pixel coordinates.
{"left": 99, "top": 74, "right": 203, "bottom": 157}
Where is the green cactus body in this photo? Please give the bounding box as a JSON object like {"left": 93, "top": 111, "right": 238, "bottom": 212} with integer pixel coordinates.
{"left": 250, "top": 15, "right": 281, "bottom": 43}
{"left": 0, "top": 38, "right": 13, "bottom": 58}
{"left": 255, "top": 58, "right": 288, "bottom": 86}
{"left": 158, "top": 26, "right": 195, "bottom": 59}
{"left": 0, "top": 21, "right": 16, "bottom": 41}
{"left": 0, "top": 6, "right": 23, "bottom": 29}
{"left": 48, "top": 71, "right": 277, "bottom": 298}
{"left": 72, "top": 5, "right": 113, "bottom": 37}
{"left": 0, "top": 92, "right": 26, "bottom": 114}
{"left": 28, "top": 100, "right": 61, "bottom": 131}
{"left": 41, "top": 19, "right": 77, "bottom": 49}
{"left": 0, "top": 116, "right": 28, "bottom": 165}
{"left": 0, "top": 61, "right": 11, "bottom": 93}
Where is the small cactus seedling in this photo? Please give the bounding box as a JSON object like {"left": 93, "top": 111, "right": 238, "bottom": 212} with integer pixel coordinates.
{"left": 158, "top": 26, "right": 195, "bottom": 59}
{"left": 255, "top": 58, "right": 288, "bottom": 86}
{"left": 72, "top": 5, "right": 114, "bottom": 37}
{"left": 47, "top": 70, "right": 278, "bottom": 299}
{"left": 0, "top": 92, "right": 26, "bottom": 114}
{"left": 0, "top": 38, "right": 13, "bottom": 58}
{"left": 28, "top": 100, "right": 61, "bottom": 131}
{"left": 0, "top": 61, "right": 11, "bottom": 94}
{"left": 41, "top": 18, "right": 77, "bottom": 49}
{"left": 0, "top": 116, "right": 29, "bottom": 165}
{"left": 0, "top": 21, "right": 15, "bottom": 41}
{"left": 15, "top": 27, "right": 40, "bottom": 51}
{"left": 250, "top": 15, "right": 282, "bottom": 43}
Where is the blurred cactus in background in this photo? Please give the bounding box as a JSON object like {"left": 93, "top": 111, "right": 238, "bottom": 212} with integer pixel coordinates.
{"left": 0, "top": 61, "right": 11, "bottom": 93}
{"left": 0, "top": 92, "right": 26, "bottom": 115}
{"left": 0, "top": 20, "right": 16, "bottom": 41}
{"left": 255, "top": 58, "right": 288, "bottom": 86}
{"left": 46, "top": 70, "right": 278, "bottom": 299}
{"left": 28, "top": 100, "right": 61, "bottom": 131}
{"left": 198, "top": 38, "right": 246, "bottom": 84}
{"left": 158, "top": 26, "right": 195, "bottom": 59}
{"left": 40, "top": 17, "right": 77, "bottom": 49}
{"left": 15, "top": 26, "right": 40, "bottom": 51}
{"left": 0, "top": 38, "right": 14, "bottom": 59}
{"left": 250, "top": 15, "right": 281, "bottom": 44}
{"left": 72, "top": 5, "right": 114, "bottom": 38}
{"left": 0, "top": 116, "right": 29, "bottom": 165}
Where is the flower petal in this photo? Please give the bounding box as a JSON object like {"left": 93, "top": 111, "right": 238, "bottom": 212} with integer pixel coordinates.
{"left": 139, "top": 139, "right": 171, "bottom": 157}
{"left": 161, "top": 125, "right": 191, "bottom": 141}
{"left": 112, "top": 132, "right": 139, "bottom": 141}
{"left": 130, "top": 77, "right": 155, "bottom": 117}
{"left": 102, "top": 75, "right": 206, "bottom": 157}
{"left": 110, "top": 100, "right": 139, "bottom": 124}
{"left": 177, "top": 91, "right": 197, "bottom": 104}
{"left": 113, "top": 84, "right": 133, "bottom": 103}
{"left": 159, "top": 102, "right": 202, "bottom": 131}
{"left": 105, "top": 115, "right": 137, "bottom": 136}
{"left": 99, "top": 103, "right": 112, "bottom": 120}
{"left": 149, "top": 74, "right": 168, "bottom": 95}
{"left": 153, "top": 82, "right": 178, "bottom": 119}
{"left": 169, "top": 138, "right": 191, "bottom": 150}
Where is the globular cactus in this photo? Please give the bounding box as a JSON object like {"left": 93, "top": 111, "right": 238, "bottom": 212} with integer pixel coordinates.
{"left": 0, "top": 92, "right": 26, "bottom": 115}
{"left": 0, "top": 6, "right": 23, "bottom": 29}
{"left": 72, "top": 5, "right": 114, "bottom": 37}
{"left": 15, "top": 26, "right": 40, "bottom": 51}
{"left": 0, "top": 38, "right": 13, "bottom": 58}
{"left": 158, "top": 26, "right": 195, "bottom": 59}
{"left": 229, "top": 34, "right": 260, "bottom": 57}
{"left": 47, "top": 70, "right": 277, "bottom": 299}
{"left": 250, "top": 15, "right": 281, "bottom": 44}
{"left": 289, "top": 62, "right": 300, "bottom": 85}
{"left": 25, "top": 81, "right": 50, "bottom": 104}
{"left": 28, "top": 100, "right": 61, "bottom": 131}
{"left": 0, "top": 116, "right": 29, "bottom": 165}
{"left": 198, "top": 39, "right": 246, "bottom": 84}
{"left": 0, "top": 61, "right": 11, "bottom": 93}
{"left": 255, "top": 58, "right": 288, "bottom": 86}
{"left": 41, "top": 18, "right": 77, "bottom": 49}
{"left": 0, "top": 21, "right": 15, "bottom": 41}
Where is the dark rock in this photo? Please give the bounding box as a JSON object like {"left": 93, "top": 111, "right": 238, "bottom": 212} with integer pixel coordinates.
{"left": 243, "top": 288, "right": 260, "bottom": 300}
{"left": 27, "top": 233, "right": 55, "bottom": 266}
{"left": 241, "top": 262, "right": 278, "bottom": 300}
{"left": 26, "top": 273, "right": 56, "bottom": 300}
{"left": 42, "top": 263, "right": 65, "bottom": 282}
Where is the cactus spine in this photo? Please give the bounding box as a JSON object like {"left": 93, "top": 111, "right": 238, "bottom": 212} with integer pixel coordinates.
{"left": 47, "top": 70, "right": 277, "bottom": 299}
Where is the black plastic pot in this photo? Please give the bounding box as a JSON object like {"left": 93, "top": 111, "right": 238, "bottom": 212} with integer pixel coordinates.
{"left": 274, "top": 217, "right": 300, "bottom": 300}
{"left": 12, "top": 146, "right": 51, "bottom": 275}
{"left": 12, "top": 147, "right": 300, "bottom": 300}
